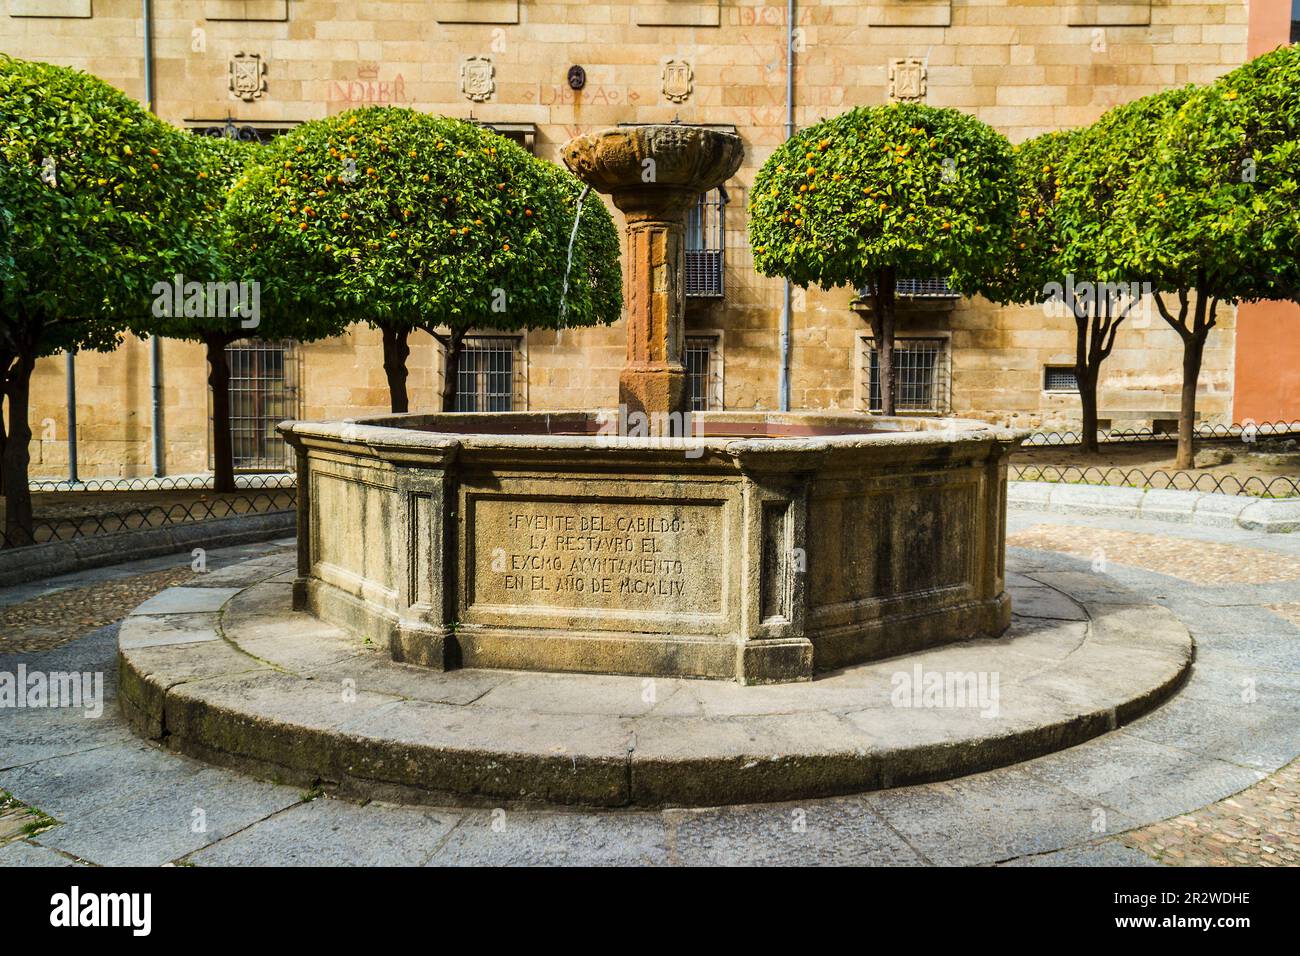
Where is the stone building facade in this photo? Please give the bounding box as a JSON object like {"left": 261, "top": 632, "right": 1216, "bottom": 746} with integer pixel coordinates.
{"left": 3, "top": 0, "right": 1297, "bottom": 479}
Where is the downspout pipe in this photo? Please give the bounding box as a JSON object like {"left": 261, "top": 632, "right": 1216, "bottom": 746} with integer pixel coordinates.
{"left": 778, "top": 0, "right": 796, "bottom": 411}
{"left": 65, "top": 351, "right": 78, "bottom": 484}
{"left": 143, "top": 0, "right": 164, "bottom": 477}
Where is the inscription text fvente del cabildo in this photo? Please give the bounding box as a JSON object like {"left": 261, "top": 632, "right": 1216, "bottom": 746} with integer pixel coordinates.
{"left": 494, "top": 507, "right": 692, "bottom": 600}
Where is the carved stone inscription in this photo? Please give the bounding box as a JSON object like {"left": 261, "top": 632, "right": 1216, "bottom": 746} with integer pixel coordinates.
{"left": 471, "top": 498, "right": 723, "bottom": 615}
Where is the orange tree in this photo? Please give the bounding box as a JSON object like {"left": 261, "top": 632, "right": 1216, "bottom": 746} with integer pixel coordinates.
{"left": 0, "top": 57, "right": 201, "bottom": 544}
{"left": 1107, "top": 48, "right": 1300, "bottom": 468}
{"left": 987, "top": 90, "right": 1190, "bottom": 454}
{"left": 749, "top": 104, "right": 1015, "bottom": 415}
{"left": 227, "top": 107, "right": 621, "bottom": 413}
{"left": 135, "top": 134, "right": 348, "bottom": 492}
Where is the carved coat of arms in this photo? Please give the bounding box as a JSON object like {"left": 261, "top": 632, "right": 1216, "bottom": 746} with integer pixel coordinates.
{"left": 888, "top": 58, "right": 927, "bottom": 103}
{"left": 461, "top": 56, "right": 496, "bottom": 102}
{"left": 229, "top": 52, "right": 267, "bottom": 103}
{"left": 661, "top": 59, "right": 693, "bottom": 104}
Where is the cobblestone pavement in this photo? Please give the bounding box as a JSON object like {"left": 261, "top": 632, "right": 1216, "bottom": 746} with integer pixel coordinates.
{"left": 0, "top": 518, "right": 1297, "bottom": 866}
{"left": 0, "top": 567, "right": 194, "bottom": 655}
{"left": 1008, "top": 524, "right": 1300, "bottom": 585}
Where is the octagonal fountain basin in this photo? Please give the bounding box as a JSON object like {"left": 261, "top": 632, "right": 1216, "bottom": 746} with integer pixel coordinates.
{"left": 279, "top": 411, "right": 1025, "bottom": 684}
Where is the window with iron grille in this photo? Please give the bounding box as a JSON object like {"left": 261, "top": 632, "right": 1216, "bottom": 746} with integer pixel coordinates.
{"left": 862, "top": 337, "right": 949, "bottom": 414}
{"left": 224, "top": 340, "right": 299, "bottom": 471}
{"left": 1044, "top": 365, "right": 1079, "bottom": 392}
{"left": 456, "top": 336, "right": 518, "bottom": 411}
{"left": 187, "top": 119, "right": 298, "bottom": 144}
{"left": 856, "top": 277, "right": 960, "bottom": 300}
{"left": 685, "top": 188, "right": 726, "bottom": 299}
{"left": 685, "top": 335, "right": 722, "bottom": 411}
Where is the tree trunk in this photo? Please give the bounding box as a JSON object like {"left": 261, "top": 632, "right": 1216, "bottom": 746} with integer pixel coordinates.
{"left": 440, "top": 328, "right": 466, "bottom": 412}
{"left": 381, "top": 325, "right": 411, "bottom": 414}
{"left": 0, "top": 391, "right": 6, "bottom": 497}
{"left": 1176, "top": 330, "right": 1207, "bottom": 471}
{"left": 206, "top": 336, "right": 237, "bottom": 495}
{"left": 1077, "top": 364, "right": 1101, "bottom": 455}
{"left": 869, "top": 267, "right": 898, "bottom": 416}
{"left": 1, "top": 354, "right": 36, "bottom": 547}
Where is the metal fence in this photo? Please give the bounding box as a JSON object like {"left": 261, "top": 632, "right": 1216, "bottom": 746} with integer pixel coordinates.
{"left": 1009, "top": 465, "right": 1300, "bottom": 499}
{"left": 0, "top": 488, "right": 296, "bottom": 549}
{"left": 1021, "top": 420, "right": 1300, "bottom": 447}
{"left": 4, "top": 421, "right": 1295, "bottom": 551}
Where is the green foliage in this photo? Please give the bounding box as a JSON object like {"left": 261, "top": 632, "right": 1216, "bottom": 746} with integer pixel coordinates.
{"left": 0, "top": 55, "right": 202, "bottom": 357}
{"left": 748, "top": 104, "right": 1016, "bottom": 292}
{"left": 224, "top": 107, "right": 621, "bottom": 337}
{"left": 1054, "top": 86, "right": 1195, "bottom": 288}
{"left": 1109, "top": 47, "right": 1300, "bottom": 303}
{"left": 985, "top": 129, "right": 1080, "bottom": 306}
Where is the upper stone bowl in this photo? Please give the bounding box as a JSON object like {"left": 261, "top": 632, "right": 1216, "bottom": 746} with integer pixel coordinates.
{"left": 562, "top": 124, "right": 744, "bottom": 211}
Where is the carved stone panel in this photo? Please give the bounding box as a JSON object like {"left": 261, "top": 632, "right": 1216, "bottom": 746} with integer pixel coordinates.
{"left": 888, "top": 57, "right": 927, "bottom": 103}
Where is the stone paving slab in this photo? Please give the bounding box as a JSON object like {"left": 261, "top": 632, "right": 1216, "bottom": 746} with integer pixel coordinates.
{"left": 426, "top": 809, "right": 670, "bottom": 866}
{"left": 34, "top": 760, "right": 301, "bottom": 867}
{"left": 114, "top": 554, "right": 1193, "bottom": 808}
{"left": 862, "top": 766, "right": 1141, "bottom": 866}
{"left": 3, "top": 515, "right": 1299, "bottom": 865}
{"left": 188, "top": 797, "right": 462, "bottom": 867}
{"left": 131, "top": 586, "right": 242, "bottom": 615}
{"left": 662, "top": 799, "right": 925, "bottom": 866}
{"left": 0, "top": 840, "right": 83, "bottom": 867}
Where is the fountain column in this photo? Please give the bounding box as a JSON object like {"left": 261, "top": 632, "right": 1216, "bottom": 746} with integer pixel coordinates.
{"left": 563, "top": 125, "right": 743, "bottom": 421}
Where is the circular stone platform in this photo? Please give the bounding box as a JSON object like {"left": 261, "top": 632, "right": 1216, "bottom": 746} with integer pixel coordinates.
{"left": 117, "top": 551, "right": 1193, "bottom": 808}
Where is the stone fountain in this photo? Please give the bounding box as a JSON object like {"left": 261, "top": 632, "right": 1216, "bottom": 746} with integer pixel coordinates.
{"left": 280, "top": 125, "right": 1023, "bottom": 684}
{"left": 561, "top": 125, "right": 745, "bottom": 421}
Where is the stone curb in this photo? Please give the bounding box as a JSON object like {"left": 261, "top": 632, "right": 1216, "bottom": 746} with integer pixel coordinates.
{"left": 1008, "top": 482, "right": 1300, "bottom": 534}
{"left": 117, "top": 560, "right": 1195, "bottom": 809}
{"left": 0, "top": 511, "right": 296, "bottom": 588}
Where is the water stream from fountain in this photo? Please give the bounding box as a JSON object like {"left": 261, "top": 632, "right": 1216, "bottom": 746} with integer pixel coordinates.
{"left": 556, "top": 185, "right": 590, "bottom": 337}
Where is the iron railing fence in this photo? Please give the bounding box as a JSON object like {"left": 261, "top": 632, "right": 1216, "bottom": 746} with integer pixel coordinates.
{"left": 1009, "top": 465, "right": 1300, "bottom": 499}
{"left": 6, "top": 422, "right": 1295, "bottom": 550}
{"left": 0, "top": 489, "right": 297, "bottom": 549}
{"left": 1021, "top": 420, "right": 1300, "bottom": 447}
{"left": 28, "top": 474, "right": 297, "bottom": 493}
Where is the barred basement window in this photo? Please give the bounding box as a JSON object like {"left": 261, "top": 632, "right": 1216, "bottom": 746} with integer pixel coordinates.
{"left": 224, "top": 340, "right": 299, "bottom": 472}
{"left": 685, "top": 335, "right": 723, "bottom": 411}
{"left": 187, "top": 118, "right": 299, "bottom": 144}
{"left": 862, "top": 337, "right": 949, "bottom": 414}
{"left": 856, "top": 277, "right": 960, "bottom": 300}
{"left": 456, "top": 336, "right": 519, "bottom": 412}
{"left": 1044, "top": 366, "right": 1079, "bottom": 392}
{"left": 685, "top": 188, "right": 727, "bottom": 298}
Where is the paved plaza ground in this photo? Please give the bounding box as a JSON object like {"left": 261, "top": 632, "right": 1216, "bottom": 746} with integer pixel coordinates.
{"left": 1, "top": 508, "right": 1298, "bottom": 866}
